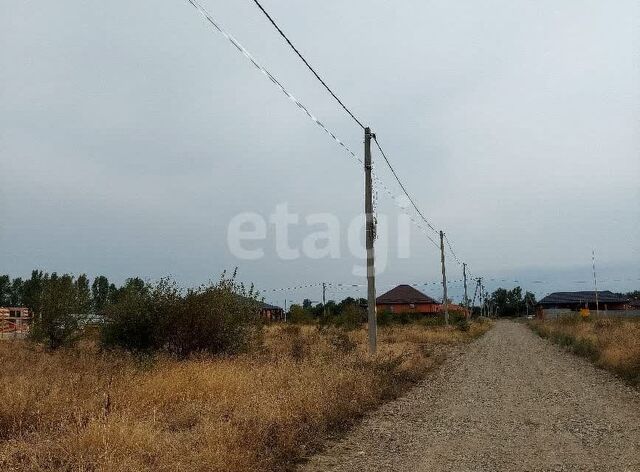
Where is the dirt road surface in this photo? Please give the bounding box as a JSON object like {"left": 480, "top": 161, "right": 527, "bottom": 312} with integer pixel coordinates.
{"left": 300, "top": 321, "right": 640, "bottom": 472}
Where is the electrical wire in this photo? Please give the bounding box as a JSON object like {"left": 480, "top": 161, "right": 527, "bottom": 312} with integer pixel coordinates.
{"left": 373, "top": 136, "right": 438, "bottom": 233}
{"left": 249, "top": 0, "right": 366, "bottom": 129}
{"left": 443, "top": 233, "right": 463, "bottom": 266}
{"left": 247, "top": 0, "right": 444, "bottom": 252}
{"left": 185, "top": 0, "right": 472, "bottom": 276}
{"left": 184, "top": 0, "right": 363, "bottom": 165}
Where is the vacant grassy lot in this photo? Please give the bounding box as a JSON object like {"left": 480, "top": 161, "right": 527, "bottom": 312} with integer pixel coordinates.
{"left": 0, "top": 322, "right": 490, "bottom": 472}
{"left": 529, "top": 317, "right": 640, "bottom": 385}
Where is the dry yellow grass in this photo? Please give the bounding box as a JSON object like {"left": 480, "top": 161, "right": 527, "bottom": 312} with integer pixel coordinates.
{"left": 0, "top": 322, "right": 490, "bottom": 472}
{"left": 530, "top": 317, "right": 640, "bottom": 385}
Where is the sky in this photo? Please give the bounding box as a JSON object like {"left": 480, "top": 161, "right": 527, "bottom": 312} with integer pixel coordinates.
{"left": 1, "top": 0, "right": 639, "bottom": 306}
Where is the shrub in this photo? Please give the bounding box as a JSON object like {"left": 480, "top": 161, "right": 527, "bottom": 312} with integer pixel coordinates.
{"left": 101, "top": 281, "right": 158, "bottom": 352}
{"left": 288, "top": 304, "right": 315, "bottom": 324}
{"left": 377, "top": 309, "right": 394, "bottom": 326}
{"left": 333, "top": 303, "right": 365, "bottom": 330}
{"left": 325, "top": 328, "right": 357, "bottom": 353}
{"left": 162, "top": 277, "right": 262, "bottom": 357}
{"left": 101, "top": 272, "right": 262, "bottom": 357}
{"left": 456, "top": 319, "right": 470, "bottom": 332}
{"left": 416, "top": 315, "right": 446, "bottom": 327}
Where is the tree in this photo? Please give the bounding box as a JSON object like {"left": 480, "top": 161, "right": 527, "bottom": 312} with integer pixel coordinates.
{"left": 0, "top": 275, "right": 10, "bottom": 305}
{"left": 624, "top": 290, "right": 640, "bottom": 300}
{"left": 100, "top": 279, "right": 157, "bottom": 352}
{"left": 110, "top": 277, "right": 146, "bottom": 305}
{"left": 9, "top": 277, "right": 23, "bottom": 306}
{"left": 91, "top": 275, "right": 112, "bottom": 313}
{"left": 488, "top": 286, "right": 536, "bottom": 317}
{"left": 75, "top": 274, "right": 92, "bottom": 314}
{"left": 30, "top": 273, "right": 89, "bottom": 349}
{"left": 22, "top": 270, "right": 46, "bottom": 314}
{"left": 288, "top": 304, "right": 314, "bottom": 324}
{"left": 523, "top": 291, "right": 537, "bottom": 311}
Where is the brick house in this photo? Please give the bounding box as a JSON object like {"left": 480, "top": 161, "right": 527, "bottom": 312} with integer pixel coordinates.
{"left": 0, "top": 307, "right": 32, "bottom": 334}
{"left": 260, "top": 302, "right": 285, "bottom": 321}
{"left": 376, "top": 285, "right": 441, "bottom": 315}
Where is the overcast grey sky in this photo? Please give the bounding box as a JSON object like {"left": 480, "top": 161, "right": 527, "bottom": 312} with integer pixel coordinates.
{"left": 1, "top": 0, "right": 638, "bottom": 304}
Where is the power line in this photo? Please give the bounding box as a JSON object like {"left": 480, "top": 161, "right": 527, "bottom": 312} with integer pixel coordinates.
{"left": 443, "top": 233, "right": 462, "bottom": 266}
{"left": 246, "top": 0, "right": 442, "bottom": 239}
{"left": 373, "top": 135, "right": 438, "bottom": 233}
{"left": 184, "top": 0, "right": 362, "bottom": 165}
{"left": 249, "top": 0, "right": 366, "bottom": 130}
{"left": 246, "top": 0, "right": 445, "bottom": 253}
{"left": 185, "top": 0, "right": 473, "bottom": 277}
{"left": 184, "top": 0, "right": 441, "bottom": 255}
{"left": 370, "top": 169, "right": 440, "bottom": 249}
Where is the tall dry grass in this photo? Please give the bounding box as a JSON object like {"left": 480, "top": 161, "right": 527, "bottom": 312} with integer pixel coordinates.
{"left": 0, "top": 322, "right": 490, "bottom": 471}
{"left": 530, "top": 317, "right": 640, "bottom": 385}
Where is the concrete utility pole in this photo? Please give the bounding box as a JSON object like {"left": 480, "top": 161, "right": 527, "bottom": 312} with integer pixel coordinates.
{"left": 439, "top": 230, "right": 449, "bottom": 325}
{"left": 478, "top": 277, "right": 484, "bottom": 317}
{"left": 470, "top": 278, "right": 480, "bottom": 317}
{"left": 364, "top": 127, "right": 377, "bottom": 354}
{"left": 463, "top": 262, "right": 469, "bottom": 319}
{"left": 322, "top": 282, "right": 327, "bottom": 317}
{"left": 592, "top": 249, "right": 600, "bottom": 318}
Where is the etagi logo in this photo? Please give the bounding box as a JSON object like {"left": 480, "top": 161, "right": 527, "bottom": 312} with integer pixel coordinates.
{"left": 227, "top": 201, "right": 413, "bottom": 276}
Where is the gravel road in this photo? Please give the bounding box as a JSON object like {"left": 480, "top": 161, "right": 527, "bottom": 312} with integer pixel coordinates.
{"left": 300, "top": 320, "right": 640, "bottom": 472}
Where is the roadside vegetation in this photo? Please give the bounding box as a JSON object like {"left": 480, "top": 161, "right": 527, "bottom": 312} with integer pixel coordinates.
{"left": 529, "top": 316, "right": 640, "bottom": 385}
{"left": 0, "top": 269, "right": 492, "bottom": 471}
{"left": 0, "top": 321, "right": 490, "bottom": 471}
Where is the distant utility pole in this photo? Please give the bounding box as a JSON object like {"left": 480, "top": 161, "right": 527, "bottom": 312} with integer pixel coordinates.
{"left": 364, "top": 127, "right": 377, "bottom": 354}
{"left": 322, "top": 282, "right": 327, "bottom": 317}
{"left": 439, "top": 230, "right": 449, "bottom": 325}
{"left": 471, "top": 278, "right": 480, "bottom": 317}
{"left": 463, "top": 263, "right": 469, "bottom": 319}
{"left": 478, "top": 277, "right": 484, "bottom": 317}
{"left": 592, "top": 249, "right": 600, "bottom": 317}
{"left": 284, "top": 299, "right": 287, "bottom": 322}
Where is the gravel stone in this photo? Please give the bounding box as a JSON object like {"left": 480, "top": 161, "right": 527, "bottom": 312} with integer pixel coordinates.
{"left": 299, "top": 320, "right": 640, "bottom": 472}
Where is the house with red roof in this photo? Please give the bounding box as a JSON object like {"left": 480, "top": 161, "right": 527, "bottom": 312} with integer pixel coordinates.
{"left": 376, "top": 285, "right": 441, "bottom": 315}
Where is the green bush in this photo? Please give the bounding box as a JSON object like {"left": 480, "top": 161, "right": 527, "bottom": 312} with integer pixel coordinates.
{"left": 288, "top": 305, "right": 315, "bottom": 324}
{"left": 101, "top": 281, "right": 158, "bottom": 352}
{"left": 163, "top": 278, "right": 262, "bottom": 357}
{"left": 416, "top": 315, "right": 446, "bottom": 327}
{"left": 101, "top": 272, "right": 262, "bottom": 357}
{"left": 377, "top": 310, "right": 394, "bottom": 326}
{"left": 331, "top": 304, "right": 365, "bottom": 330}
{"left": 456, "top": 319, "right": 470, "bottom": 332}
{"left": 446, "top": 311, "right": 467, "bottom": 324}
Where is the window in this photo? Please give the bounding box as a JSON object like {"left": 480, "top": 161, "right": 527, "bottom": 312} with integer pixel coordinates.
{"left": 409, "top": 303, "right": 416, "bottom": 309}
{"left": 10, "top": 310, "right": 21, "bottom": 318}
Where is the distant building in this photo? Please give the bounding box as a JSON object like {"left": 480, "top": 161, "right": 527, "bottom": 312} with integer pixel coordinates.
{"left": 537, "top": 291, "right": 631, "bottom": 318}
{"left": 0, "top": 307, "right": 32, "bottom": 334}
{"left": 260, "top": 302, "right": 284, "bottom": 321}
{"left": 376, "top": 285, "right": 440, "bottom": 315}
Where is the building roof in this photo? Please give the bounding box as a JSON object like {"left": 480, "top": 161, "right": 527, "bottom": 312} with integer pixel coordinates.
{"left": 261, "top": 302, "right": 283, "bottom": 311}
{"left": 538, "top": 291, "right": 628, "bottom": 306}
{"left": 376, "top": 285, "right": 438, "bottom": 305}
